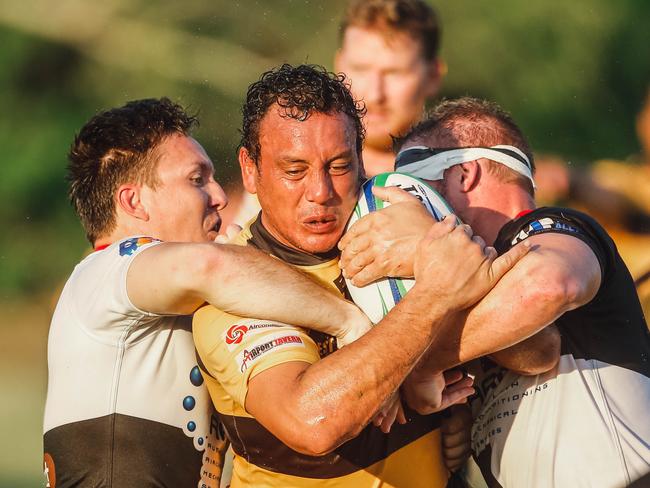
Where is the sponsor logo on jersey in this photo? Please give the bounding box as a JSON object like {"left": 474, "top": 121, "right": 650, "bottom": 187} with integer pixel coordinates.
{"left": 119, "top": 237, "right": 160, "bottom": 256}
{"left": 225, "top": 325, "right": 249, "bottom": 345}
{"left": 223, "top": 323, "right": 282, "bottom": 350}
{"left": 511, "top": 217, "right": 580, "bottom": 246}
{"left": 237, "top": 333, "right": 304, "bottom": 372}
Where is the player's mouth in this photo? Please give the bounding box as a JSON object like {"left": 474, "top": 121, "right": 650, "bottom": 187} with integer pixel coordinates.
{"left": 206, "top": 217, "right": 222, "bottom": 240}
{"left": 303, "top": 215, "right": 338, "bottom": 233}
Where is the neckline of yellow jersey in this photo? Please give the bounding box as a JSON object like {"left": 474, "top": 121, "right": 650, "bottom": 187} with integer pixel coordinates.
{"left": 248, "top": 215, "right": 340, "bottom": 266}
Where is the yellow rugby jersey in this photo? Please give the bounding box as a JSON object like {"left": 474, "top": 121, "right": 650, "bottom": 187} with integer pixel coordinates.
{"left": 193, "top": 216, "right": 450, "bottom": 487}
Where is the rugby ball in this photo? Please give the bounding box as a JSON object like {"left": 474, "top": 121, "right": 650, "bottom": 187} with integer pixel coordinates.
{"left": 344, "top": 172, "right": 454, "bottom": 324}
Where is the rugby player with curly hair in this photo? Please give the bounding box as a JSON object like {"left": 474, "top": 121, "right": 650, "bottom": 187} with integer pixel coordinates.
{"left": 193, "top": 64, "right": 528, "bottom": 487}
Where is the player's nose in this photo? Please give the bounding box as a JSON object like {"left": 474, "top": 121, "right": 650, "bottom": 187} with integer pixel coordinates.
{"left": 208, "top": 181, "right": 228, "bottom": 210}
{"left": 305, "top": 170, "right": 335, "bottom": 204}
{"left": 365, "top": 71, "right": 386, "bottom": 105}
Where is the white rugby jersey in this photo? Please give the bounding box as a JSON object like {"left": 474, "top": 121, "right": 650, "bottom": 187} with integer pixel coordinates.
{"left": 469, "top": 208, "right": 650, "bottom": 488}
{"left": 43, "top": 237, "right": 225, "bottom": 488}
{"left": 472, "top": 357, "right": 650, "bottom": 488}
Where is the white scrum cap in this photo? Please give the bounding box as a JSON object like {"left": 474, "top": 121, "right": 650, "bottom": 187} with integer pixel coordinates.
{"left": 395, "top": 145, "right": 536, "bottom": 189}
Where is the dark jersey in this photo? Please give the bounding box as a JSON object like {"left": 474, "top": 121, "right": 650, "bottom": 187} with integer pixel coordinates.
{"left": 470, "top": 208, "right": 650, "bottom": 487}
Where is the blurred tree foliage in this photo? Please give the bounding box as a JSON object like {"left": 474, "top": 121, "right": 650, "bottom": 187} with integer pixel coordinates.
{"left": 0, "top": 0, "right": 648, "bottom": 298}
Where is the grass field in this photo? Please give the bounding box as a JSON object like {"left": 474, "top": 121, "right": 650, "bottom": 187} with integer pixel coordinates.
{"left": 0, "top": 298, "right": 50, "bottom": 487}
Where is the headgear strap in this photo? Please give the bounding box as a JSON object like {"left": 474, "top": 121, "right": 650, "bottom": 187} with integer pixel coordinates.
{"left": 395, "top": 145, "right": 536, "bottom": 189}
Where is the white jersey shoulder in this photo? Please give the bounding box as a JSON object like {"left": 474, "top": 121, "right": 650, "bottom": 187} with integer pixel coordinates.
{"left": 61, "top": 236, "right": 161, "bottom": 339}
{"left": 44, "top": 236, "right": 213, "bottom": 450}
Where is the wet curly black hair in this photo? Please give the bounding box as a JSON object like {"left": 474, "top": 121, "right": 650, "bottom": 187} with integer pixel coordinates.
{"left": 239, "top": 64, "right": 366, "bottom": 163}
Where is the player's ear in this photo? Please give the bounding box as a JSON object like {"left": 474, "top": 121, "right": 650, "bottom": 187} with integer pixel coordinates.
{"left": 239, "top": 147, "right": 259, "bottom": 195}
{"left": 116, "top": 184, "right": 149, "bottom": 221}
{"left": 458, "top": 160, "right": 480, "bottom": 193}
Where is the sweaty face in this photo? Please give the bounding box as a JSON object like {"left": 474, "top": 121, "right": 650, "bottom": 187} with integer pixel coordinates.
{"left": 336, "top": 26, "right": 441, "bottom": 151}
{"left": 141, "top": 134, "right": 227, "bottom": 243}
{"left": 244, "top": 109, "right": 361, "bottom": 254}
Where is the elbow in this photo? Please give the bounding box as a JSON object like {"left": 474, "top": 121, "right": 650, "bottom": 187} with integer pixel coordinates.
{"left": 525, "top": 273, "right": 584, "bottom": 319}
{"left": 509, "top": 326, "right": 561, "bottom": 376}
{"left": 530, "top": 328, "right": 561, "bottom": 375}
{"left": 251, "top": 372, "right": 368, "bottom": 456}
{"left": 291, "top": 434, "right": 339, "bottom": 457}
{"left": 282, "top": 418, "right": 351, "bottom": 456}
{"left": 513, "top": 348, "right": 560, "bottom": 376}
{"left": 279, "top": 396, "right": 366, "bottom": 456}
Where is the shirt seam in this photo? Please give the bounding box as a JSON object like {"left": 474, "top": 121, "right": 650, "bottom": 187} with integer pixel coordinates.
{"left": 590, "top": 358, "right": 631, "bottom": 485}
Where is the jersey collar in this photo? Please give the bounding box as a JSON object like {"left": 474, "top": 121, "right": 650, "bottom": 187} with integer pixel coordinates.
{"left": 249, "top": 216, "right": 339, "bottom": 266}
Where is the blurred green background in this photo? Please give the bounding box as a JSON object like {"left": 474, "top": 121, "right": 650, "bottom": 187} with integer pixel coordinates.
{"left": 1, "top": 0, "right": 648, "bottom": 485}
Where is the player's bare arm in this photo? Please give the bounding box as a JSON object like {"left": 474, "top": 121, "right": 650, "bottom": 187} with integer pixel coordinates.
{"left": 426, "top": 232, "right": 601, "bottom": 370}
{"left": 488, "top": 323, "right": 561, "bottom": 375}
{"left": 242, "top": 217, "right": 527, "bottom": 456}
{"left": 403, "top": 231, "right": 601, "bottom": 414}
{"left": 127, "top": 241, "right": 371, "bottom": 345}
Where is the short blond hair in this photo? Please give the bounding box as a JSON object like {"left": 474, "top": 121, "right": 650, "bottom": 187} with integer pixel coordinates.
{"left": 339, "top": 0, "right": 441, "bottom": 60}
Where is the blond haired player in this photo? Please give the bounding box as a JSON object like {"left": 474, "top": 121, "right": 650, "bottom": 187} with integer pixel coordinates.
{"left": 335, "top": 0, "right": 444, "bottom": 176}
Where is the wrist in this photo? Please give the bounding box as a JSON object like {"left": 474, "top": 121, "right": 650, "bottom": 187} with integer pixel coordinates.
{"left": 410, "top": 362, "right": 443, "bottom": 381}
{"left": 408, "top": 282, "right": 464, "bottom": 316}
{"left": 338, "top": 304, "right": 372, "bottom": 347}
